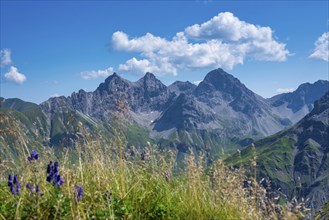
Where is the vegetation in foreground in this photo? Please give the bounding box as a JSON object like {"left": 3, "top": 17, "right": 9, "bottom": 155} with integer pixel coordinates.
{"left": 0, "top": 131, "right": 306, "bottom": 220}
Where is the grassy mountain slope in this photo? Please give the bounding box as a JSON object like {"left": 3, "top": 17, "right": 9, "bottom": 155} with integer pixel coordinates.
{"left": 226, "top": 92, "right": 329, "bottom": 216}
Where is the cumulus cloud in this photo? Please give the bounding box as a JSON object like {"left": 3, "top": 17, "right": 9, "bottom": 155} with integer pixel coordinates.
{"left": 113, "top": 31, "right": 245, "bottom": 75}
{"left": 276, "top": 88, "right": 295, "bottom": 93}
{"left": 0, "top": 49, "right": 12, "bottom": 67}
{"left": 185, "top": 12, "right": 272, "bottom": 42}
{"left": 80, "top": 67, "right": 114, "bottom": 80}
{"left": 112, "top": 12, "right": 290, "bottom": 75}
{"left": 4, "top": 66, "right": 27, "bottom": 84}
{"left": 309, "top": 32, "right": 329, "bottom": 62}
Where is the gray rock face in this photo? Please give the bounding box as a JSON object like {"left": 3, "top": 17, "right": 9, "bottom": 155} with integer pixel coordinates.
{"left": 193, "top": 68, "right": 287, "bottom": 137}
{"left": 42, "top": 72, "right": 172, "bottom": 119}
{"left": 226, "top": 92, "right": 329, "bottom": 217}
{"left": 168, "top": 81, "right": 197, "bottom": 96}
{"left": 284, "top": 92, "right": 329, "bottom": 216}
{"left": 154, "top": 93, "right": 214, "bottom": 132}
{"left": 39, "top": 68, "right": 328, "bottom": 150}
{"left": 195, "top": 68, "right": 269, "bottom": 115}
{"left": 269, "top": 80, "right": 329, "bottom": 124}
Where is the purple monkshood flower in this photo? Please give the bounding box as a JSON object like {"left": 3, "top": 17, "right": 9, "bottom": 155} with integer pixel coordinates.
{"left": 75, "top": 185, "right": 83, "bottom": 202}
{"left": 26, "top": 183, "right": 43, "bottom": 196}
{"left": 28, "top": 150, "right": 39, "bottom": 161}
{"left": 17, "top": 182, "right": 21, "bottom": 195}
{"left": 8, "top": 174, "right": 20, "bottom": 195}
{"left": 13, "top": 175, "right": 18, "bottom": 184}
{"left": 26, "top": 183, "right": 34, "bottom": 192}
{"left": 46, "top": 161, "right": 64, "bottom": 187}
{"left": 8, "top": 174, "right": 13, "bottom": 187}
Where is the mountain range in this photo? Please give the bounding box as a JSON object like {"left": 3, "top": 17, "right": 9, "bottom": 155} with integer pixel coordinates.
{"left": 1, "top": 68, "right": 328, "bottom": 157}
{"left": 226, "top": 91, "right": 329, "bottom": 217}
{"left": 1, "top": 68, "right": 328, "bottom": 216}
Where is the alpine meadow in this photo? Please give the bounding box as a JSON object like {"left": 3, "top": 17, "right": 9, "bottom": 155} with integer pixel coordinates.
{"left": 1, "top": 1, "right": 328, "bottom": 219}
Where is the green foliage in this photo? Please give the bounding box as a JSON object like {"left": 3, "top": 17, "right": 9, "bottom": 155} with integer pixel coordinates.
{"left": 0, "top": 139, "right": 280, "bottom": 220}
{"left": 125, "top": 124, "right": 152, "bottom": 146}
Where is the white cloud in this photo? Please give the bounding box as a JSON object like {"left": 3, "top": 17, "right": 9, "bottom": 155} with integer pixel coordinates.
{"left": 309, "top": 32, "right": 329, "bottom": 62}
{"left": 113, "top": 31, "right": 246, "bottom": 75}
{"left": 276, "top": 88, "right": 295, "bottom": 93}
{"left": 193, "top": 80, "right": 202, "bottom": 85}
{"left": 185, "top": 12, "right": 272, "bottom": 42}
{"left": 0, "top": 49, "right": 12, "bottom": 67}
{"left": 80, "top": 67, "right": 114, "bottom": 80}
{"left": 112, "top": 12, "right": 290, "bottom": 75}
{"left": 112, "top": 32, "right": 167, "bottom": 53}
{"left": 4, "top": 66, "right": 27, "bottom": 84}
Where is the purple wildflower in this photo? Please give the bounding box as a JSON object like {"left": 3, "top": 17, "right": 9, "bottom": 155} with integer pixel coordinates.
{"left": 8, "top": 174, "right": 20, "bottom": 195}
{"left": 26, "top": 183, "right": 43, "bottom": 196}
{"left": 47, "top": 161, "right": 53, "bottom": 174}
{"left": 46, "top": 161, "right": 64, "bottom": 187}
{"left": 10, "top": 185, "right": 16, "bottom": 195}
{"left": 31, "top": 150, "right": 38, "bottom": 160}
{"left": 26, "top": 183, "right": 34, "bottom": 192}
{"left": 16, "top": 182, "right": 21, "bottom": 195}
{"left": 243, "top": 180, "right": 249, "bottom": 188}
{"left": 75, "top": 185, "right": 83, "bottom": 202}
{"left": 13, "top": 175, "right": 18, "bottom": 184}
{"left": 8, "top": 174, "right": 13, "bottom": 187}
{"left": 28, "top": 150, "right": 39, "bottom": 161}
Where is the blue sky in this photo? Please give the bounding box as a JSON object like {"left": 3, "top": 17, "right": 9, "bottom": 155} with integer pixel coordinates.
{"left": 1, "top": 1, "right": 328, "bottom": 104}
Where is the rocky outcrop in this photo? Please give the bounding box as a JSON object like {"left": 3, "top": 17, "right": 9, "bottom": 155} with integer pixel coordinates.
{"left": 269, "top": 80, "right": 329, "bottom": 123}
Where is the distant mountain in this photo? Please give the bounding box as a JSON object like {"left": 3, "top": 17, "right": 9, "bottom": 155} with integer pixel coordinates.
{"left": 269, "top": 80, "right": 329, "bottom": 124}
{"left": 0, "top": 98, "right": 49, "bottom": 158}
{"left": 1, "top": 68, "right": 328, "bottom": 159}
{"left": 226, "top": 92, "right": 329, "bottom": 216}
{"left": 168, "top": 81, "right": 197, "bottom": 96}
{"left": 193, "top": 69, "right": 287, "bottom": 136}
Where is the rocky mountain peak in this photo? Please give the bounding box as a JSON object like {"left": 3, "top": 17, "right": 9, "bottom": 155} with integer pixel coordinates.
{"left": 269, "top": 80, "right": 329, "bottom": 116}
{"left": 138, "top": 72, "right": 164, "bottom": 86}
{"left": 96, "top": 72, "right": 132, "bottom": 94}
{"left": 137, "top": 72, "right": 168, "bottom": 99}
{"left": 195, "top": 68, "right": 252, "bottom": 99}
{"left": 195, "top": 68, "right": 265, "bottom": 116}
{"left": 205, "top": 68, "right": 248, "bottom": 94}
{"left": 168, "top": 81, "right": 197, "bottom": 95}
{"left": 306, "top": 91, "right": 329, "bottom": 119}
{"left": 144, "top": 72, "right": 157, "bottom": 80}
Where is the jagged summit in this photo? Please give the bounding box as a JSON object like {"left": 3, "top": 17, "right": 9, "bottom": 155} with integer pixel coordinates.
{"left": 104, "top": 72, "right": 121, "bottom": 83}
{"left": 136, "top": 72, "right": 167, "bottom": 92}
{"left": 196, "top": 68, "right": 252, "bottom": 98}
{"left": 19, "top": 67, "right": 327, "bottom": 143}
{"left": 195, "top": 68, "right": 267, "bottom": 116}
{"left": 168, "top": 81, "right": 197, "bottom": 95}
{"left": 269, "top": 80, "right": 329, "bottom": 123}
{"left": 96, "top": 72, "right": 132, "bottom": 94}
{"left": 143, "top": 72, "right": 157, "bottom": 80}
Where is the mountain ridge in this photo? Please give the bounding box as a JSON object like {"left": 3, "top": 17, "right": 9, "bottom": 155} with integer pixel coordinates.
{"left": 1, "top": 68, "right": 328, "bottom": 156}
{"left": 226, "top": 91, "right": 329, "bottom": 217}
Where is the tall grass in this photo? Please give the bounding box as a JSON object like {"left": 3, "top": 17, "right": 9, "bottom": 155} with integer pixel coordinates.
{"left": 0, "top": 109, "right": 304, "bottom": 219}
